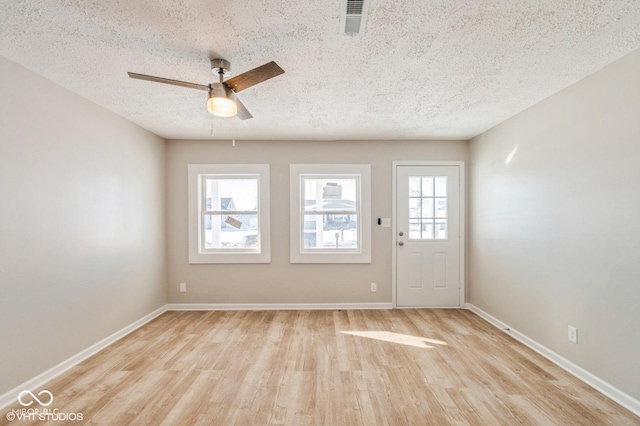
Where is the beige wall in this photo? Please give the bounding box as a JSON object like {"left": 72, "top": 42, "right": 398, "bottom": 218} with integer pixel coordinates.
{"left": 0, "top": 57, "right": 167, "bottom": 395}
{"left": 469, "top": 48, "right": 640, "bottom": 400}
{"left": 167, "top": 139, "right": 468, "bottom": 304}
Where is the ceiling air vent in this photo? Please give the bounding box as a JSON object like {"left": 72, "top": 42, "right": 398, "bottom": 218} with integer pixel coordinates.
{"left": 341, "top": 0, "right": 369, "bottom": 35}
{"left": 346, "top": 0, "right": 364, "bottom": 14}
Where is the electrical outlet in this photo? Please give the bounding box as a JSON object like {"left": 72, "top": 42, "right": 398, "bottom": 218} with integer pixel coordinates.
{"left": 370, "top": 283, "right": 377, "bottom": 292}
{"left": 568, "top": 325, "right": 577, "bottom": 344}
{"left": 180, "top": 282, "right": 187, "bottom": 293}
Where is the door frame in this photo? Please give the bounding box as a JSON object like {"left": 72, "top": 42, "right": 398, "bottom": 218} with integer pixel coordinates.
{"left": 392, "top": 161, "right": 466, "bottom": 308}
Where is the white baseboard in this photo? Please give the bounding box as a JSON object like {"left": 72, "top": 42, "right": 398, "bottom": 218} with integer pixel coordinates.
{"left": 465, "top": 303, "right": 640, "bottom": 417}
{"left": 167, "top": 302, "right": 394, "bottom": 311}
{"left": 0, "top": 305, "right": 167, "bottom": 411}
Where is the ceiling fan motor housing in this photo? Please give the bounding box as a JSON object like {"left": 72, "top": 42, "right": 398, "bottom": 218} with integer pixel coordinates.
{"left": 211, "top": 58, "right": 231, "bottom": 78}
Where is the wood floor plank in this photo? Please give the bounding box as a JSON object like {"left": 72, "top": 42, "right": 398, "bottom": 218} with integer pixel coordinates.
{"left": 1, "top": 309, "right": 638, "bottom": 426}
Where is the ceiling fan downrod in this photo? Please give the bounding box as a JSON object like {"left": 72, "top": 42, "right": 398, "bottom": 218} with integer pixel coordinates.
{"left": 211, "top": 58, "right": 231, "bottom": 85}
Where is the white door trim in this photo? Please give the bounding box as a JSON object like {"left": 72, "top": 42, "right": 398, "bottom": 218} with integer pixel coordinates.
{"left": 392, "top": 161, "right": 465, "bottom": 308}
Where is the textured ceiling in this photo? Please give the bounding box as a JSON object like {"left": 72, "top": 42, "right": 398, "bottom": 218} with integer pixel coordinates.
{"left": 1, "top": 0, "right": 639, "bottom": 141}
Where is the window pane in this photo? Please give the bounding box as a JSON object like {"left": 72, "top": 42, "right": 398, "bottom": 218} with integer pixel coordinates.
{"left": 422, "top": 176, "right": 434, "bottom": 197}
{"left": 422, "top": 220, "right": 434, "bottom": 239}
{"left": 409, "top": 177, "right": 422, "bottom": 197}
{"left": 421, "top": 198, "right": 434, "bottom": 218}
{"left": 205, "top": 178, "right": 258, "bottom": 212}
{"left": 435, "top": 198, "right": 447, "bottom": 218}
{"left": 409, "top": 198, "right": 421, "bottom": 218}
{"left": 303, "top": 214, "right": 358, "bottom": 249}
{"left": 435, "top": 176, "right": 447, "bottom": 197}
{"left": 304, "top": 178, "right": 357, "bottom": 212}
{"left": 435, "top": 220, "right": 447, "bottom": 239}
{"left": 203, "top": 214, "right": 259, "bottom": 249}
{"left": 409, "top": 221, "right": 421, "bottom": 239}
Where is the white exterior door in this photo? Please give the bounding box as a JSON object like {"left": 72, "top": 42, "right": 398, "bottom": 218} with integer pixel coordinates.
{"left": 395, "top": 164, "right": 462, "bottom": 307}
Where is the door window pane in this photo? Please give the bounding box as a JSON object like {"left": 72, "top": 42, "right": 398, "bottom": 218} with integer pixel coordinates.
{"left": 409, "top": 198, "right": 421, "bottom": 218}
{"left": 422, "top": 220, "right": 434, "bottom": 239}
{"left": 435, "top": 177, "right": 447, "bottom": 197}
{"left": 435, "top": 220, "right": 447, "bottom": 239}
{"left": 409, "top": 221, "right": 421, "bottom": 239}
{"left": 409, "top": 177, "right": 422, "bottom": 196}
{"left": 435, "top": 198, "right": 447, "bottom": 218}
{"left": 422, "top": 198, "right": 434, "bottom": 218}
{"left": 422, "top": 176, "right": 434, "bottom": 196}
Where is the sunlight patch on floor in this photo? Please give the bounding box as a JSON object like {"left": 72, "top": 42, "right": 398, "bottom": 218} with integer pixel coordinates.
{"left": 341, "top": 331, "right": 448, "bottom": 349}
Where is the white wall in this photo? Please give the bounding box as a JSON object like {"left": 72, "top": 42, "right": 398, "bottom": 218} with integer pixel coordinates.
{"left": 166, "top": 139, "right": 468, "bottom": 305}
{"left": 0, "top": 57, "right": 167, "bottom": 395}
{"left": 469, "top": 48, "right": 640, "bottom": 400}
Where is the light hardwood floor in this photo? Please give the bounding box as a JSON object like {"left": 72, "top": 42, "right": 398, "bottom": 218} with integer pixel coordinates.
{"left": 2, "top": 309, "right": 638, "bottom": 425}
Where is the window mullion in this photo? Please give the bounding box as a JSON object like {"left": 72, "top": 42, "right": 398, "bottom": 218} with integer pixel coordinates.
{"left": 302, "top": 211, "right": 358, "bottom": 215}
{"left": 206, "top": 210, "right": 258, "bottom": 215}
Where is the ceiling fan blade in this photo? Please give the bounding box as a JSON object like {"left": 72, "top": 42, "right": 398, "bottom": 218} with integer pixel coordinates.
{"left": 234, "top": 96, "right": 253, "bottom": 120}
{"left": 224, "top": 61, "right": 284, "bottom": 93}
{"left": 128, "top": 72, "right": 210, "bottom": 91}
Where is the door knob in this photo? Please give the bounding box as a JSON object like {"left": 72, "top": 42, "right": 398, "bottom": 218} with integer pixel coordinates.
{"left": 398, "top": 241, "right": 404, "bottom": 246}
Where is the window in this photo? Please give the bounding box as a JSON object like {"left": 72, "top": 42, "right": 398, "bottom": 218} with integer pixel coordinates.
{"left": 408, "top": 175, "right": 448, "bottom": 240}
{"left": 302, "top": 177, "right": 360, "bottom": 251}
{"left": 290, "top": 164, "right": 371, "bottom": 263}
{"left": 188, "top": 164, "right": 270, "bottom": 263}
{"left": 200, "top": 177, "right": 259, "bottom": 250}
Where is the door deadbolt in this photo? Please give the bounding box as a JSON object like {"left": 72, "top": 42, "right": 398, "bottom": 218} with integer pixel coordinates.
{"left": 399, "top": 231, "right": 404, "bottom": 236}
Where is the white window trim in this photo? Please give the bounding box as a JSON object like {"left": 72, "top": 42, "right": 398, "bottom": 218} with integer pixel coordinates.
{"left": 290, "top": 164, "right": 371, "bottom": 263}
{"left": 188, "top": 164, "right": 270, "bottom": 264}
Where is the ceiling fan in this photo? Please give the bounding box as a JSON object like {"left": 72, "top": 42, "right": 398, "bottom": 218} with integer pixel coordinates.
{"left": 128, "top": 59, "right": 284, "bottom": 120}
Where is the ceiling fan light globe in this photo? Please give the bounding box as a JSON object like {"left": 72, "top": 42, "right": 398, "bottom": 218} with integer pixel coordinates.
{"left": 207, "top": 83, "right": 238, "bottom": 117}
{"left": 207, "top": 96, "right": 237, "bottom": 117}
